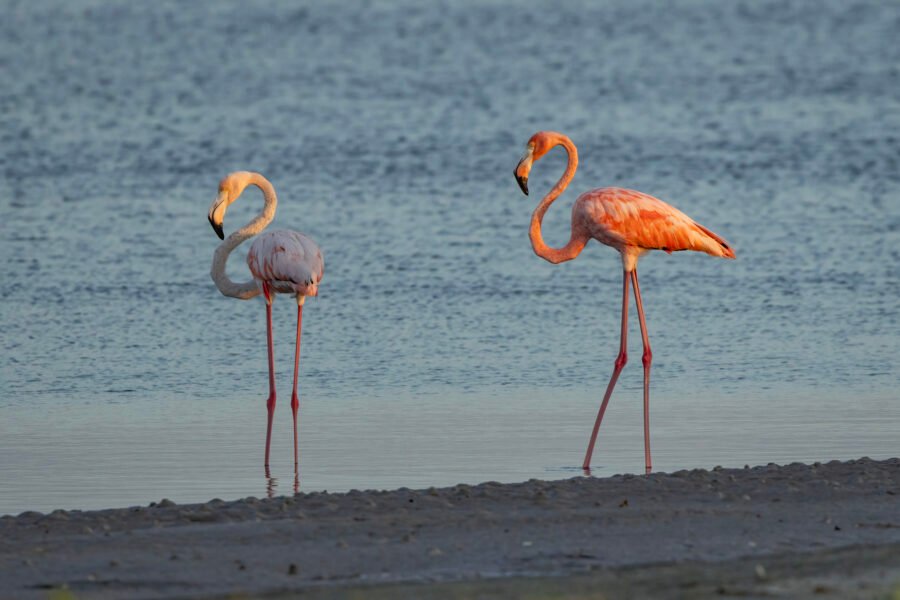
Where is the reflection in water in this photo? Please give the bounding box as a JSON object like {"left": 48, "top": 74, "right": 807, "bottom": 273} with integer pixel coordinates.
{"left": 264, "top": 465, "right": 300, "bottom": 498}
{"left": 265, "top": 466, "right": 276, "bottom": 498}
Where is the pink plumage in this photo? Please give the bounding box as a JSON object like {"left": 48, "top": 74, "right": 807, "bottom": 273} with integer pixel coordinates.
{"left": 576, "top": 187, "right": 735, "bottom": 259}
{"left": 248, "top": 230, "right": 324, "bottom": 297}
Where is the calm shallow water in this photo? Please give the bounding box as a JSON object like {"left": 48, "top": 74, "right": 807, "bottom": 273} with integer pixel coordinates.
{"left": 1, "top": 0, "right": 898, "bottom": 515}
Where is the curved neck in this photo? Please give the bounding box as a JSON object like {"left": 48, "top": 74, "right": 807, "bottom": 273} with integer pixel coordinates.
{"left": 210, "top": 174, "right": 277, "bottom": 299}
{"left": 529, "top": 135, "right": 588, "bottom": 264}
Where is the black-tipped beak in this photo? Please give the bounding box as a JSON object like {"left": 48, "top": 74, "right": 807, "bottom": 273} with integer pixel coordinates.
{"left": 515, "top": 146, "right": 533, "bottom": 195}
{"left": 209, "top": 215, "right": 224, "bottom": 240}
{"left": 515, "top": 173, "right": 529, "bottom": 195}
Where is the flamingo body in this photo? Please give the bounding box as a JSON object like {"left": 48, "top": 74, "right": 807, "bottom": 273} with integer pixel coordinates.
{"left": 575, "top": 187, "right": 735, "bottom": 262}
{"left": 248, "top": 230, "right": 324, "bottom": 298}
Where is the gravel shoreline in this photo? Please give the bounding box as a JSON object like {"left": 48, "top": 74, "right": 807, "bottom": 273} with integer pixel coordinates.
{"left": 1, "top": 458, "right": 898, "bottom": 599}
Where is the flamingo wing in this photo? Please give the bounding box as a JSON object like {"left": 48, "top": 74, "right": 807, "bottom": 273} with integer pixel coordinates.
{"left": 247, "top": 230, "right": 325, "bottom": 296}
{"left": 579, "top": 188, "right": 734, "bottom": 258}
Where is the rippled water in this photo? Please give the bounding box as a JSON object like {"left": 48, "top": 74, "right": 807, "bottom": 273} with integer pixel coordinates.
{"left": 2, "top": 0, "right": 898, "bottom": 514}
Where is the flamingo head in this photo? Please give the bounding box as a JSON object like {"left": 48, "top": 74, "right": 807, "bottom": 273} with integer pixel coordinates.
{"left": 208, "top": 171, "right": 253, "bottom": 240}
{"left": 515, "top": 131, "right": 560, "bottom": 195}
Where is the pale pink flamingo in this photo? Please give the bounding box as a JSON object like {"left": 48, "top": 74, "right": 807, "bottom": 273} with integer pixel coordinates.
{"left": 208, "top": 171, "right": 324, "bottom": 468}
{"left": 515, "top": 132, "right": 735, "bottom": 474}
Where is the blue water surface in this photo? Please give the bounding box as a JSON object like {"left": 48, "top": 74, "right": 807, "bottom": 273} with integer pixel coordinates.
{"left": 1, "top": 0, "right": 898, "bottom": 514}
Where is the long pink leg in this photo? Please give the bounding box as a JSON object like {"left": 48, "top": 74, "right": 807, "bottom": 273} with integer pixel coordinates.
{"left": 583, "top": 270, "right": 631, "bottom": 470}
{"left": 290, "top": 302, "right": 304, "bottom": 467}
{"left": 263, "top": 282, "right": 276, "bottom": 468}
{"left": 631, "top": 268, "right": 653, "bottom": 474}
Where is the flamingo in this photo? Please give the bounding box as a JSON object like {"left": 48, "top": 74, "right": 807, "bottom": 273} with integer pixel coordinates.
{"left": 208, "top": 171, "right": 324, "bottom": 468}
{"left": 514, "top": 131, "right": 734, "bottom": 474}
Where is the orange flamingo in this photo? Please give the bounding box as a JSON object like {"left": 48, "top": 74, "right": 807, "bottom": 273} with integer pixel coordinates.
{"left": 208, "top": 172, "right": 324, "bottom": 469}
{"left": 515, "top": 131, "right": 734, "bottom": 474}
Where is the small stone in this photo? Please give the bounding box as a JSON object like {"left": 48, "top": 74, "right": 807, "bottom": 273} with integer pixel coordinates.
{"left": 754, "top": 564, "right": 767, "bottom": 580}
{"left": 522, "top": 540, "right": 533, "bottom": 547}
{"left": 428, "top": 547, "right": 443, "bottom": 556}
{"left": 158, "top": 499, "right": 176, "bottom": 508}
{"left": 288, "top": 563, "right": 298, "bottom": 575}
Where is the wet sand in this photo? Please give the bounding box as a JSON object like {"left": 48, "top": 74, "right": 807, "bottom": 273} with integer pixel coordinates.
{"left": 1, "top": 458, "right": 898, "bottom": 599}
{"left": 288, "top": 544, "right": 900, "bottom": 600}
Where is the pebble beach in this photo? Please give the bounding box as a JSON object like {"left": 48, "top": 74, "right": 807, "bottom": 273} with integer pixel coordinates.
{"left": 2, "top": 458, "right": 898, "bottom": 598}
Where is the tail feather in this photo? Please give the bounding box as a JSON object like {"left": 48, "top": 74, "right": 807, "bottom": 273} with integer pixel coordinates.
{"left": 693, "top": 223, "right": 736, "bottom": 259}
